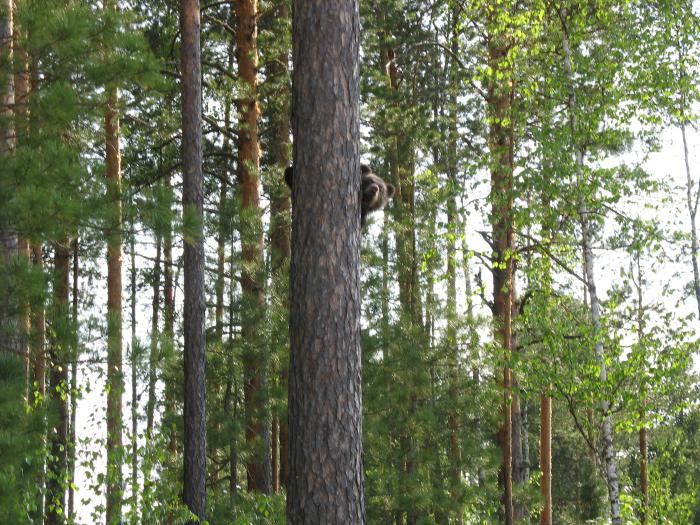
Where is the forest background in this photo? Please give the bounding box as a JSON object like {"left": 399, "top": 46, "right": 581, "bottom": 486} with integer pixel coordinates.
{"left": 1, "top": 0, "right": 700, "bottom": 524}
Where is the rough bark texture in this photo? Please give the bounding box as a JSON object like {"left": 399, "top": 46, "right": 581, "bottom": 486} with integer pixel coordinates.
{"left": 287, "top": 1, "right": 364, "bottom": 522}
{"left": 561, "top": 23, "right": 621, "bottom": 525}
{"left": 487, "top": 28, "right": 515, "bottom": 525}
{"left": 105, "top": 82, "right": 124, "bottom": 525}
{"left": 46, "top": 242, "right": 70, "bottom": 525}
{"left": 234, "top": 0, "right": 271, "bottom": 494}
{"left": 180, "top": 0, "right": 207, "bottom": 521}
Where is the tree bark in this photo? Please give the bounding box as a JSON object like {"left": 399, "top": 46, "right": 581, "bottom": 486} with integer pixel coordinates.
{"left": 539, "top": 393, "right": 552, "bottom": 525}
{"left": 105, "top": 60, "right": 124, "bottom": 525}
{"left": 287, "top": 1, "right": 364, "bottom": 522}
{"left": 0, "top": 0, "right": 18, "bottom": 360}
{"left": 234, "top": 0, "right": 270, "bottom": 494}
{"left": 267, "top": 0, "right": 292, "bottom": 493}
{"left": 180, "top": 0, "right": 207, "bottom": 521}
{"left": 46, "top": 241, "right": 70, "bottom": 525}
{"left": 487, "top": 25, "right": 515, "bottom": 525}
{"left": 146, "top": 237, "right": 161, "bottom": 437}
{"left": 68, "top": 240, "right": 79, "bottom": 522}
{"left": 129, "top": 230, "right": 138, "bottom": 525}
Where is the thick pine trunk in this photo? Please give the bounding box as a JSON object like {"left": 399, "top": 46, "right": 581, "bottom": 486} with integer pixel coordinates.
{"left": 105, "top": 83, "right": 124, "bottom": 525}
{"left": 180, "top": 0, "right": 207, "bottom": 521}
{"left": 287, "top": 1, "right": 364, "bottom": 522}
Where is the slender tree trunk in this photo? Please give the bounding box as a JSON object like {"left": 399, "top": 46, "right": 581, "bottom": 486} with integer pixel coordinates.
{"left": 129, "top": 230, "right": 139, "bottom": 525}
{"left": 163, "top": 177, "right": 177, "bottom": 525}
{"left": 234, "top": 0, "right": 270, "bottom": 494}
{"left": 146, "top": 237, "right": 161, "bottom": 437}
{"left": 267, "top": 0, "right": 292, "bottom": 493}
{"left": 180, "top": 0, "right": 207, "bottom": 521}
{"left": 31, "top": 242, "right": 46, "bottom": 523}
{"left": 287, "top": 1, "right": 364, "bottom": 522}
{"left": 225, "top": 245, "right": 238, "bottom": 502}
{"left": 68, "top": 240, "right": 79, "bottom": 521}
{"left": 0, "top": 0, "right": 17, "bottom": 359}
{"left": 105, "top": 53, "right": 124, "bottom": 525}
{"left": 46, "top": 241, "right": 70, "bottom": 525}
{"left": 486, "top": 26, "right": 515, "bottom": 525}
{"left": 561, "top": 22, "right": 621, "bottom": 525}
{"left": 681, "top": 120, "right": 700, "bottom": 322}
{"left": 540, "top": 392, "right": 552, "bottom": 525}
{"left": 633, "top": 245, "right": 649, "bottom": 524}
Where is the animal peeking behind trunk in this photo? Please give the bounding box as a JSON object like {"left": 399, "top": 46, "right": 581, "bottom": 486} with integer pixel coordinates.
{"left": 284, "top": 163, "right": 395, "bottom": 228}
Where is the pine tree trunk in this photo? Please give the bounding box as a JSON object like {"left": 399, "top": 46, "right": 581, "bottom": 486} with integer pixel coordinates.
{"left": 487, "top": 26, "right": 515, "bottom": 525}
{"left": 46, "top": 241, "right": 70, "bottom": 525}
{"left": 31, "top": 242, "right": 46, "bottom": 522}
{"left": 233, "top": 0, "right": 270, "bottom": 494}
{"left": 267, "top": 0, "right": 291, "bottom": 493}
{"left": 287, "top": 1, "right": 364, "bottom": 522}
{"left": 129, "top": 231, "right": 138, "bottom": 525}
{"left": 105, "top": 73, "right": 124, "bottom": 525}
{"left": 180, "top": 0, "right": 207, "bottom": 521}
{"left": 560, "top": 22, "right": 621, "bottom": 524}
{"left": 68, "top": 240, "right": 79, "bottom": 521}
{"left": 146, "top": 237, "right": 161, "bottom": 437}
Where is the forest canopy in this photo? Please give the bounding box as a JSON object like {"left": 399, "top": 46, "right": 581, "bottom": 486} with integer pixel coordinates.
{"left": 0, "top": 0, "right": 699, "bottom": 524}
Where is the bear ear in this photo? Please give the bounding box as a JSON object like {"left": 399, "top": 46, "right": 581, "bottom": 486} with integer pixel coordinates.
{"left": 284, "top": 166, "right": 294, "bottom": 190}
{"left": 386, "top": 183, "right": 396, "bottom": 198}
{"left": 361, "top": 164, "right": 372, "bottom": 175}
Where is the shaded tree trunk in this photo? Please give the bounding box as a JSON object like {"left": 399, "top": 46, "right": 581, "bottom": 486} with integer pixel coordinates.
{"left": 68, "top": 240, "right": 79, "bottom": 521}
{"left": 266, "top": 0, "right": 292, "bottom": 493}
{"left": 180, "top": 0, "right": 207, "bottom": 521}
{"left": 287, "top": 0, "right": 364, "bottom": 522}
{"left": 46, "top": 241, "right": 70, "bottom": 525}
{"left": 486, "top": 25, "right": 515, "bottom": 525}
{"left": 234, "top": 0, "right": 270, "bottom": 494}
{"left": 105, "top": 54, "right": 124, "bottom": 525}
{"left": 129, "top": 230, "right": 139, "bottom": 525}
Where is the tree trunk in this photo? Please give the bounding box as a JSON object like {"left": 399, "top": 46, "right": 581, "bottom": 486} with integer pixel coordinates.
{"left": 68, "top": 240, "right": 79, "bottom": 522}
{"left": 681, "top": 120, "right": 700, "bottom": 322}
{"left": 234, "top": 0, "right": 270, "bottom": 494}
{"left": 266, "top": 0, "right": 292, "bottom": 493}
{"left": 287, "top": 0, "right": 364, "bottom": 522}
{"left": 540, "top": 393, "right": 552, "bottom": 525}
{"left": 0, "top": 0, "right": 17, "bottom": 360}
{"left": 180, "top": 0, "right": 207, "bottom": 521}
{"left": 105, "top": 60, "right": 124, "bottom": 525}
{"left": 487, "top": 26, "right": 515, "bottom": 525}
{"left": 129, "top": 230, "right": 139, "bottom": 525}
{"left": 561, "top": 23, "right": 621, "bottom": 525}
{"left": 46, "top": 241, "right": 70, "bottom": 525}
{"left": 146, "top": 237, "right": 161, "bottom": 437}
